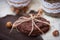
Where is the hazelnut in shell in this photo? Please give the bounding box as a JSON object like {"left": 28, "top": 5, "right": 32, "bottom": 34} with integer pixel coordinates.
{"left": 6, "top": 21, "right": 12, "bottom": 28}
{"left": 53, "top": 30, "right": 59, "bottom": 37}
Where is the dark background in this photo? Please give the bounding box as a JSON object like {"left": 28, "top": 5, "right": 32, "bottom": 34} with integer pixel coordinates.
{"left": 0, "top": 15, "right": 43, "bottom": 40}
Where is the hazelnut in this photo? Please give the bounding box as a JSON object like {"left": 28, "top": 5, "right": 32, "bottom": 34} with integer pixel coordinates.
{"left": 6, "top": 21, "right": 12, "bottom": 28}
{"left": 22, "top": 7, "right": 28, "bottom": 13}
{"left": 15, "top": 9, "right": 20, "bottom": 14}
{"left": 53, "top": 30, "right": 59, "bottom": 37}
{"left": 37, "top": 8, "right": 43, "bottom": 16}
{"left": 11, "top": 7, "right": 15, "bottom": 12}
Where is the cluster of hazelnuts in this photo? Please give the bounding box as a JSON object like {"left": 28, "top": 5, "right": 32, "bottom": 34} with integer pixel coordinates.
{"left": 11, "top": 7, "right": 28, "bottom": 14}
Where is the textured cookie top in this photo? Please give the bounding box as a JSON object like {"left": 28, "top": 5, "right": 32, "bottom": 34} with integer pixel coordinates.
{"left": 11, "top": 14, "right": 50, "bottom": 36}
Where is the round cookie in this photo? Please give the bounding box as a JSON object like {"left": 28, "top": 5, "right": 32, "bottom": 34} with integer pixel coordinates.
{"left": 12, "top": 14, "right": 50, "bottom": 36}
